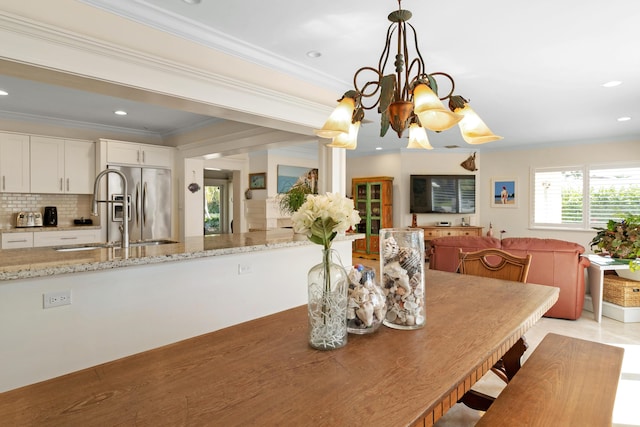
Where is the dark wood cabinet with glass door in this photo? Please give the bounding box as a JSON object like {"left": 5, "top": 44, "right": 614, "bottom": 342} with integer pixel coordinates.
{"left": 352, "top": 176, "right": 393, "bottom": 259}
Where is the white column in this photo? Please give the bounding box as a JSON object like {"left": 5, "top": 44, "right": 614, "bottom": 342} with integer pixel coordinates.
{"left": 318, "top": 141, "right": 346, "bottom": 195}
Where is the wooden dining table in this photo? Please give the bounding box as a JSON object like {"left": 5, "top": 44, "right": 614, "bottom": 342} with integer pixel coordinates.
{"left": 0, "top": 270, "right": 558, "bottom": 426}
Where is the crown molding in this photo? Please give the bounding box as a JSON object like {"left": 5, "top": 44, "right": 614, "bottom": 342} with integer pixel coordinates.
{"left": 78, "top": 0, "right": 347, "bottom": 93}
{"left": 0, "top": 10, "right": 332, "bottom": 133}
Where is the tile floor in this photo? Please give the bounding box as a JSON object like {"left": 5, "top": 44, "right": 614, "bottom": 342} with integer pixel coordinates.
{"left": 353, "top": 257, "right": 640, "bottom": 427}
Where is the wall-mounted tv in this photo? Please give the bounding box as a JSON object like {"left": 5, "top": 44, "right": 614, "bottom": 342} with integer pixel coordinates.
{"left": 410, "top": 175, "right": 476, "bottom": 214}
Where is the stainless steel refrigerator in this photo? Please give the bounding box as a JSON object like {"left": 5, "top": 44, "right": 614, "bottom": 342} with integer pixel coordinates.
{"left": 107, "top": 165, "right": 171, "bottom": 243}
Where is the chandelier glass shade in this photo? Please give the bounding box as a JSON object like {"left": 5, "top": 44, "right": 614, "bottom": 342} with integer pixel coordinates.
{"left": 314, "top": 0, "right": 501, "bottom": 150}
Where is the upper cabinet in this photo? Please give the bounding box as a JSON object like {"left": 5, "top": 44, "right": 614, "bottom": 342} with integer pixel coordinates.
{"left": 105, "top": 140, "right": 173, "bottom": 168}
{"left": 0, "top": 132, "right": 30, "bottom": 193}
{"left": 30, "top": 136, "right": 96, "bottom": 194}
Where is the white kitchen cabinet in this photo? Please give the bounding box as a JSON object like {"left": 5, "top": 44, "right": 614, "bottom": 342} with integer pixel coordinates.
{"left": 1, "top": 232, "right": 34, "bottom": 249}
{"left": 30, "top": 137, "right": 95, "bottom": 194}
{"left": 33, "top": 228, "right": 102, "bottom": 248}
{"left": 105, "top": 140, "right": 173, "bottom": 168}
{"left": 0, "top": 132, "right": 30, "bottom": 193}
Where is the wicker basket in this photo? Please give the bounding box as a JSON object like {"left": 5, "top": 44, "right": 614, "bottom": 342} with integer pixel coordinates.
{"left": 603, "top": 275, "right": 640, "bottom": 307}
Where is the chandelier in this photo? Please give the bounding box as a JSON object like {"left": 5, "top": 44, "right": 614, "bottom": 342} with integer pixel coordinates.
{"left": 315, "top": 0, "right": 503, "bottom": 150}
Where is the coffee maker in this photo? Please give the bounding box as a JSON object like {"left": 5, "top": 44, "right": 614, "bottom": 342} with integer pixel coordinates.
{"left": 43, "top": 206, "right": 57, "bottom": 226}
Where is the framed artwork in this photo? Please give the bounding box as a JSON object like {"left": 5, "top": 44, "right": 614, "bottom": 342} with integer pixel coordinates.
{"left": 277, "top": 165, "right": 318, "bottom": 194}
{"left": 491, "top": 178, "right": 517, "bottom": 207}
{"left": 249, "top": 172, "right": 266, "bottom": 190}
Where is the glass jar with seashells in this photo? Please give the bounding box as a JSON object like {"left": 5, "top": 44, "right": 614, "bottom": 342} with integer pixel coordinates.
{"left": 380, "top": 228, "right": 426, "bottom": 330}
{"left": 347, "top": 265, "right": 387, "bottom": 334}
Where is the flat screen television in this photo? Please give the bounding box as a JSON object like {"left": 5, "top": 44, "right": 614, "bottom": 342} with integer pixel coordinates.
{"left": 410, "top": 175, "right": 476, "bottom": 214}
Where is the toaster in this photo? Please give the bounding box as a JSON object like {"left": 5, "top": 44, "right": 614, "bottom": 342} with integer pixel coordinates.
{"left": 16, "top": 212, "right": 31, "bottom": 227}
{"left": 16, "top": 211, "right": 43, "bottom": 227}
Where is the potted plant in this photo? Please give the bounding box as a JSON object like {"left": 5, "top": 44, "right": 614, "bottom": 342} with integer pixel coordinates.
{"left": 590, "top": 213, "right": 640, "bottom": 275}
{"left": 278, "top": 182, "right": 314, "bottom": 215}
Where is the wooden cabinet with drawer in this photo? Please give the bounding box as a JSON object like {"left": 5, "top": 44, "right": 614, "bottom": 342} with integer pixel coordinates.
{"left": 419, "top": 226, "right": 484, "bottom": 241}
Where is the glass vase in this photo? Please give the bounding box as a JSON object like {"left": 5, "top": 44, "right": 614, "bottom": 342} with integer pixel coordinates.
{"left": 380, "top": 228, "right": 426, "bottom": 330}
{"left": 308, "top": 248, "right": 349, "bottom": 350}
{"left": 347, "top": 265, "right": 387, "bottom": 334}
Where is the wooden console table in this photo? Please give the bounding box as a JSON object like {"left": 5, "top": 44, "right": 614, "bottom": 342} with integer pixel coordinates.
{"left": 0, "top": 270, "right": 558, "bottom": 426}
{"left": 419, "top": 225, "right": 484, "bottom": 241}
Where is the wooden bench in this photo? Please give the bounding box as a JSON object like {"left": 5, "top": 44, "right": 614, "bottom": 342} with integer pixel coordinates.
{"left": 476, "top": 333, "right": 624, "bottom": 426}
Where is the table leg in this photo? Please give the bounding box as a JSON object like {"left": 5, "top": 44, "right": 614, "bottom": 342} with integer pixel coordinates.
{"left": 459, "top": 337, "right": 527, "bottom": 411}
{"left": 587, "top": 265, "right": 604, "bottom": 323}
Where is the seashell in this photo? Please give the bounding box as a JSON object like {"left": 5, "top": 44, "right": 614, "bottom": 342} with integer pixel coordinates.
{"left": 397, "top": 273, "right": 411, "bottom": 291}
{"left": 383, "top": 261, "right": 404, "bottom": 279}
{"left": 383, "top": 236, "right": 400, "bottom": 260}
{"left": 386, "top": 309, "right": 398, "bottom": 322}
{"left": 347, "top": 307, "right": 356, "bottom": 320}
{"left": 356, "top": 302, "right": 375, "bottom": 327}
{"left": 405, "top": 314, "right": 416, "bottom": 326}
{"left": 398, "top": 247, "right": 421, "bottom": 277}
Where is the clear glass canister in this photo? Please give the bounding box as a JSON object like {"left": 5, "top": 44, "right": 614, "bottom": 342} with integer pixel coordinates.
{"left": 379, "top": 228, "right": 426, "bottom": 330}
{"left": 347, "top": 265, "right": 387, "bottom": 334}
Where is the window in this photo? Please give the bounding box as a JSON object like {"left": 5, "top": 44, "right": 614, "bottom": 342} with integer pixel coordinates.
{"left": 532, "top": 164, "right": 640, "bottom": 229}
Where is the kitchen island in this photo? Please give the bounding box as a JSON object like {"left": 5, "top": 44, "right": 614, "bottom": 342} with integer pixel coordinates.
{"left": 0, "top": 230, "right": 361, "bottom": 393}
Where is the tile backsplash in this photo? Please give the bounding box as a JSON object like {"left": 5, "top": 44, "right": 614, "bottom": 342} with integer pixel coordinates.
{"left": 0, "top": 193, "right": 94, "bottom": 229}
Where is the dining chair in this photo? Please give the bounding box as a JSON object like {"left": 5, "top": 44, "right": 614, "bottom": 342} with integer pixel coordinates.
{"left": 458, "top": 248, "right": 532, "bottom": 387}
{"left": 458, "top": 248, "right": 532, "bottom": 283}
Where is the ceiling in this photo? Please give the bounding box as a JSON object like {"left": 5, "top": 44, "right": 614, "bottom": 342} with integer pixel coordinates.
{"left": 1, "top": 0, "right": 639, "bottom": 157}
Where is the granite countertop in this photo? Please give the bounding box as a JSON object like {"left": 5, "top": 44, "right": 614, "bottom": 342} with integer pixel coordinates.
{"left": 0, "top": 230, "right": 363, "bottom": 282}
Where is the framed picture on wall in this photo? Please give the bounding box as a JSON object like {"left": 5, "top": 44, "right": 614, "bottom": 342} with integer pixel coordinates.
{"left": 491, "top": 178, "right": 517, "bottom": 207}
{"left": 277, "top": 165, "right": 318, "bottom": 194}
{"left": 249, "top": 172, "right": 266, "bottom": 190}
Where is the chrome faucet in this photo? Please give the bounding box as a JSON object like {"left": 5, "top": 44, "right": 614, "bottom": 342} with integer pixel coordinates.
{"left": 92, "top": 169, "right": 129, "bottom": 249}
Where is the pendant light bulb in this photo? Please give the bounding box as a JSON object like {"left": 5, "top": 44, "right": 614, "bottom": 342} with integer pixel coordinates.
{"left": 453, "top": 103, "right": 503, "bottom": 144}
{"left": 314, "top": 97, "right": 356, "bottom": 138}
{"left": 413, "top": 84, "right": 463, "bottom": 132}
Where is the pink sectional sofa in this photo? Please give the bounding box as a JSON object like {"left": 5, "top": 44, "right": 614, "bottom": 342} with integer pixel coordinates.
{"left": 428, "top": 236, "right": 591, "bottom": 320}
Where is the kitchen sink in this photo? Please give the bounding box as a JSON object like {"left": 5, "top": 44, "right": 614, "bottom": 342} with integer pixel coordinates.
{"left": 54, "top": 240, "right": 178, "bottom": 252}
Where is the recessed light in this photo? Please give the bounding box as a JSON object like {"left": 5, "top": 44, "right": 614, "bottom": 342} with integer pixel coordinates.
{"left": 375, "top": 147, "right": 383, "bottom": 150}
{"left": 602, "top": 81, "right": 622, "bottom": 88}
{"left": 617, "top": 116, "right": 631, "bottom": 122}
{"left": 0, "top": 89, "right": 8, "bottom": 96}
{"left": 114, "top": 110, "right": 127, "bottom": 116}
{"left": 306, "top": 51, "right": 322, "bottom": 58}
{"left": 182, "top": 0, "right": 201, "bottom": 4}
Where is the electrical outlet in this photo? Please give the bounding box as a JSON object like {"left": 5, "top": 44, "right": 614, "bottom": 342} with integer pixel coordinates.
{"left": 43, "top": 290, "right": 72, "bottom": 308}
{"left": 238, "top": 263, "right": 253, "bottom": 275}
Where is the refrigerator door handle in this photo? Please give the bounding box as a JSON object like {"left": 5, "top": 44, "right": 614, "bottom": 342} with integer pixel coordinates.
{"left": 135, "top": 183, "right": 141, "bottom": 226}
{"left": 142, "top": 181, "right": 148, "bottom": 227}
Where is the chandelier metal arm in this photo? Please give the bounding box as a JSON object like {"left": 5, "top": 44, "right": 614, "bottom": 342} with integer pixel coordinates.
{"left": 314, "top": 0, "right": 502, "bottom": 148}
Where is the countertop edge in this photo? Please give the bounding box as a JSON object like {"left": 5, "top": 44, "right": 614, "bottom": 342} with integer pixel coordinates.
{"left": 0, "top": 233, "right": 364, "bottom": 281}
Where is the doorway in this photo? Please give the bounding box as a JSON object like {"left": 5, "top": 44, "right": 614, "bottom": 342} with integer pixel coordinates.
{"left": 203, "top": 170, "right": 233, "bottom": 234}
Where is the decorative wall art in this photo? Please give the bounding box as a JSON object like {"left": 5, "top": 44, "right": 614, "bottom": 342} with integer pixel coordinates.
{"left": 491, "top": 178, "right": 517, "bottom": 207}
{"left": 249, "top": 172, "right": 266, "bottom": 190}
{"left": 277, "top": 165, "right": 318, "bottom": 194}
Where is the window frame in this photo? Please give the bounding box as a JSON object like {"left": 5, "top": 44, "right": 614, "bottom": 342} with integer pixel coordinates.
{"left": 530, "top": 162, "right": 640, "bottom": 231}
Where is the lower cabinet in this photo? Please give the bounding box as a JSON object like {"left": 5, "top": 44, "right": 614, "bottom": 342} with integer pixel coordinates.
{"left": 1, "top": 232, "right": 34, "bottom": 249}
{"left": 1, "top": 229, "right": 102, "bottom": 249}
{"left": 33, "top": 229, "right": 102, "bottom": 248}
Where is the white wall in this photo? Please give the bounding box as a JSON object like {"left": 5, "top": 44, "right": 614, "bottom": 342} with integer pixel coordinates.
{"left": 347, "top": 139, "right": 640, "bottom": 249}
{"left": 0, "top": 240, "right": 354, "bottom": 392}
{"left": 346, "top": 150, "right": 479, "bottom": 228}
{"left": 480, "top": 139, "right": 640, "bottom": 248}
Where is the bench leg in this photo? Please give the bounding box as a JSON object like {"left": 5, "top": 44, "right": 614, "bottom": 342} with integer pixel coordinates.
{"left": 459, "top": 337, "right": 528, "bottom": 411}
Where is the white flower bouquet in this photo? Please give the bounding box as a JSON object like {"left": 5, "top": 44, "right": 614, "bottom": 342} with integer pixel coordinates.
{"left": 291, "top": 192, "right": 361, "bottom": 249}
